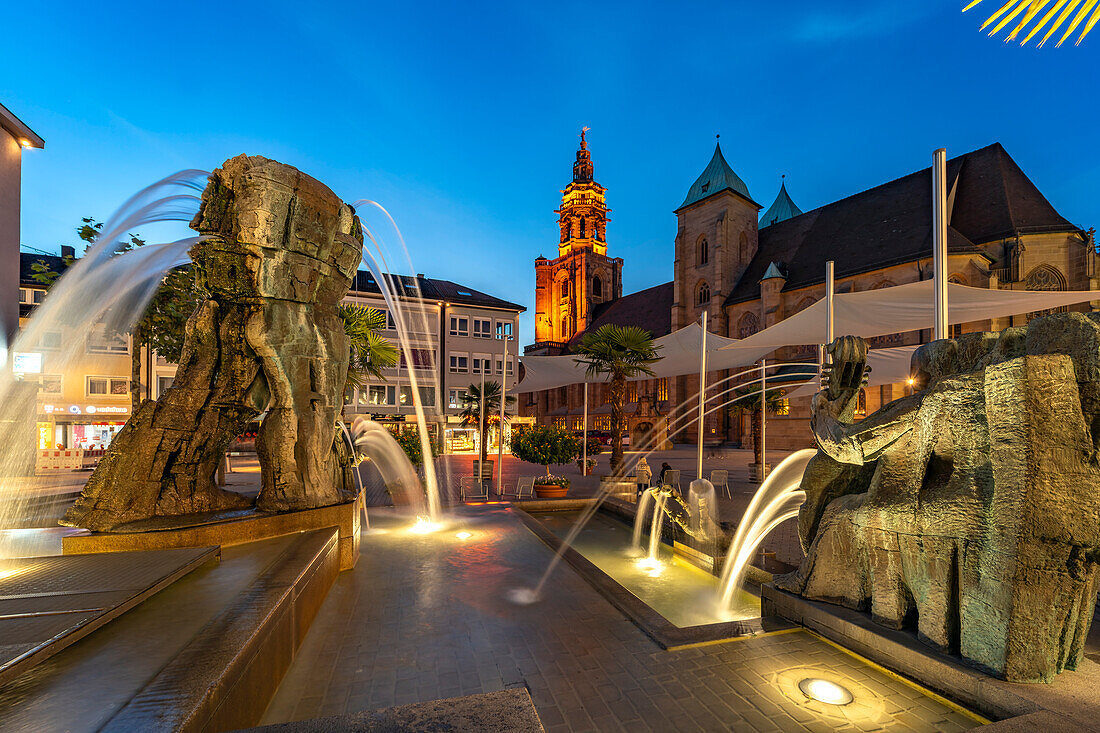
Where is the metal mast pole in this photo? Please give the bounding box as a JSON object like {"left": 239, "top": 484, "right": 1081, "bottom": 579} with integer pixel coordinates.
{"left": 479, "top": 360, "right": 485, "bottom": 470}
{"left": 697, "top": 311, "right": 707, "bottom": 484}
{"left": 760, "top": 358, "right": 767, "bottom": 481}
{"left": 497, "top": 332, "right": 507, "bottom": 495}
{"left": 932, "top": 148, "right": 948, "bottom": 340}
{"left": 582, "top": 383, "right": 588, "bottom": 475}
{"left": 819, "top": 260, "right": 835, "bottom": 389}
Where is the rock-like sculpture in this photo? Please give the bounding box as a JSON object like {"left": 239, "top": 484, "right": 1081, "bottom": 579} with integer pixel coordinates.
{"left": 777, "top": 314, "right": 1100, "bottom": 683}
{"left": 62, "top": 155, "right": 363, "bottom": 531}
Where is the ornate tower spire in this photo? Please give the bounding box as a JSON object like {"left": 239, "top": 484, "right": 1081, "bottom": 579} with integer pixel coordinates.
{"left": 556, "top": 127, "right": 609, "bottom": 257}
{"left": 573, "top": 126, "right": 593, "bottom": 182}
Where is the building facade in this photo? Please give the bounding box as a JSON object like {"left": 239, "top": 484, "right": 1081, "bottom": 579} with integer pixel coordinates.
{"left": 1, "top": 103, "right": 44, "bottom": 348}
{"left": 521, "top": 137, "right": 1097, "bottom": 451}
{"left": 16, "top": 256, "right": 525, "bottom": 468}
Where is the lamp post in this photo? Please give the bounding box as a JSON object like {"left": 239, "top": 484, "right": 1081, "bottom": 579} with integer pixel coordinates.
{"left": 496, "top": 322, "right": 513, "bottom": 495}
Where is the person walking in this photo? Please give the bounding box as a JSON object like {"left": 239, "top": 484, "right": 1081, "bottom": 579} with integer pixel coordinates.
{"left": 635, "top": 456, "right": 652, "bottom": 497}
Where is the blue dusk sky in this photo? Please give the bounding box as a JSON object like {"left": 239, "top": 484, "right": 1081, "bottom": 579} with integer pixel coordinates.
{"left": 3, "top": 0, "right": 1098, "bottom": 343}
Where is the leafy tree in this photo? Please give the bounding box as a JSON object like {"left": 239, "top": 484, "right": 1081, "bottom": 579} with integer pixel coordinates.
{"left": 730, "top": 380, "right": 788, "bottom": 473}
{"left": 509, "top": 425, "right": 581, "bottom": 477}
{"left": 338, "top": 304, "right": 399, "bottom": 392}
{"left": 572, "top": 325, "right": 661, "bottom": 473}
{"left": 32, "top": 218, "right": 202, "bottom": 413}
{"left": 458, "top": 381, "right": 515, "bottom": 464}
{"left": 393, "top": 427, "right": 426, "bottom": 466}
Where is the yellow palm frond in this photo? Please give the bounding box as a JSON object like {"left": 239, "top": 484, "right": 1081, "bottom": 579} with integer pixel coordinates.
{"left": 964, "top": 0, "right": 1100, "bottom": 45}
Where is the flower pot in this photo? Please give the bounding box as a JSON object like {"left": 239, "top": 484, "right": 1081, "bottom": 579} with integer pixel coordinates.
{"left": 534, "top": 484, "right": 569, "bottom": 499}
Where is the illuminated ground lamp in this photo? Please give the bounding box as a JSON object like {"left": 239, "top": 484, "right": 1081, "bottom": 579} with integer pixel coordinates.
{"left": 798, "top": 678, "right": 854, "bottom": 706}
{"left": 455, "top": 531, "right": 472, "bottom": 540}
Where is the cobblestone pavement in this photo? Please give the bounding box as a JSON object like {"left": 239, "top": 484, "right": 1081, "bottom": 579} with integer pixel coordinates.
{"left": 260, "top": 507, "right": 979, "bottom": 732}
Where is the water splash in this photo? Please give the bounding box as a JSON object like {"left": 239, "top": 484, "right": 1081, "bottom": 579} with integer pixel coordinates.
{"left": 0, "top": 171, "right": 210, "bottom": 559}
{"left": 717, "top": 449, "right": 815, "bottom": 611}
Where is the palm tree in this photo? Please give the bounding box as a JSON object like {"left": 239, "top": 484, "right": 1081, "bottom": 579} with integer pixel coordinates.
{"left": 731, "top": 380, "right": 788, "bottom": 479}
{"left": 458, "top": 381, "right": 516, "bottom": 464}
{"left": 573, "top": 325, "right": 661, "bottom": 473}
{"left": 964, "top": 0, "right": 1099, "bottom": 47}
{"left": 338, "top": 304, "right": 399, "bottom": 394}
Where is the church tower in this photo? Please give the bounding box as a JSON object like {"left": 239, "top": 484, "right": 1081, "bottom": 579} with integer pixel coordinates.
{"left": 530, "top": 129, "right": 623, "bottom": 354}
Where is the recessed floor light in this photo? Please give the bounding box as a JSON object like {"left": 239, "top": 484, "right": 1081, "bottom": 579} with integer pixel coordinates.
{"left": 798, "top": 678, "right": 853, "bottom": 705}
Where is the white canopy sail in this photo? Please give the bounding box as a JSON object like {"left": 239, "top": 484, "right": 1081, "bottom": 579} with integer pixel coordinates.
{"left": 517, "top": 280, "right": 1098, "bottom": 394}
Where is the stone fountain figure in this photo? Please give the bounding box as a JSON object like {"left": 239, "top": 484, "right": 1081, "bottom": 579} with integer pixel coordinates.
{"left": 777, "top": 314, "right": 1100, "bottom": 683}
{"left": 62, "top": 155, "right": 363, "bottom": 531}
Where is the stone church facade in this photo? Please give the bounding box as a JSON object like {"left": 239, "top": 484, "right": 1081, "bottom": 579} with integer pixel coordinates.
{"left": 521, "top": 134, "right": 1097, "bottom": 450}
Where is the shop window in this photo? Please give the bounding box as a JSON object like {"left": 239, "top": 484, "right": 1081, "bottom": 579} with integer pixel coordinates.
{"left": 656, "top": 378, "right": 668, "bottom": 402}
{"left": 628, "top": 383, "right": 638, "bottom": 403}
{"left": 399, "top": 348, "right": 434, "bottom": 370}
{"left": 775, "top": 390, "right": 790, "bottom": 416}
{"left": 594, "top": 415, "right": 611, "bottom": 431}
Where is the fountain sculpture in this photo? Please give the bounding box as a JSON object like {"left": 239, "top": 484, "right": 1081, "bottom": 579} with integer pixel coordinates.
{"left": 63, "top": 155, "right": 363, "bottom": 531}
{"left": 777, "top": 317, "right": 1100, "bottom": 683}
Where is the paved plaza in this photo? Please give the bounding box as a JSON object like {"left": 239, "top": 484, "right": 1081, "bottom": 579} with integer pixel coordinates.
{"left": 260, "top": 506, "right": 980, "bottom": 732}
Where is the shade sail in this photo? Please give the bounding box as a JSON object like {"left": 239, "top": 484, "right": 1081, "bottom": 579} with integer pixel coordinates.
{"left": 784, "top": 344, "right": 921, "bottom": 400}
{"left": 517, "top": 280, "right": 1098, "bottom": 393}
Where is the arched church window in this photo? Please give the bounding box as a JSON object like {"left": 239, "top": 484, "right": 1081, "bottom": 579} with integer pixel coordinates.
{"left": 561, "top": 317, "right": 569, "bottom": 338}
{"left": 697, "top": 282, "right": 710, "bottom": 306}
{"left": 698, "top": 238, "right": 709, "bottom": 266}
{"left": 592, "top": 276, "right": 602, "bottom": 297}
{"left": 794, "top": 296, "right": 816, "bottom": 312}
{"left": 739, "top": 231, "right": 750, "bottom": 263}
{"left": 1024, "top": 265, "right": 1067, "bottom": 319}
{"left": 738, "top": 311, "right": 759, "bottom": 339}
{"left": 856, "top": 388, "right": 867, "bottom": 415}
{"left": 579, "top": 217, "right": 586, "bottom": 238}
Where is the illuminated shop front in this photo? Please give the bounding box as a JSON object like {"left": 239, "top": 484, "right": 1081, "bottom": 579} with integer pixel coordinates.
{"left": 38, "top": 403, "right": 130, "bottom": 450}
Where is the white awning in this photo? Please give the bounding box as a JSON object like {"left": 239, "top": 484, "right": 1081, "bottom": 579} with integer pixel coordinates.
{"left": 517, "top": 281, "right": 1098, "bottom": 393}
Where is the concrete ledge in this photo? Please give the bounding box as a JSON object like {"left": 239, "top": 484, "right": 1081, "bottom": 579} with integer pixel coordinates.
{"left": 101, "top": 528, "right": 341, "bottom": 733}
{"left": 248, "top": 688, "right": 544, "bottom": 732}
{"left": 0, "top": 546, "right": 219, "bottom": 688}
{"left": 512, "top": 498, "right": 595, "bottom": 513}
{"left": 63, "top": 498, "right": 361, "bottom": 571}
{"left": 760, "top": 583, "right": 1100, "bottom": 726}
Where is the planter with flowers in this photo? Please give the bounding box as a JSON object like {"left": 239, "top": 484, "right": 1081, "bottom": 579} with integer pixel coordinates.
{"left": 510, "top": 425, "right": 581, "bottom": 499}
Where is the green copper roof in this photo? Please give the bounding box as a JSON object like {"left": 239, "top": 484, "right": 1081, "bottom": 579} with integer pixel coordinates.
{"left": 760, "top": 261, "right": 786, "bottom": 281}
{"left": 679, "top": 141, "right": 753, "bottom": 209}
{"left": 760, "top": 181, "right": 803, "bottom": 227}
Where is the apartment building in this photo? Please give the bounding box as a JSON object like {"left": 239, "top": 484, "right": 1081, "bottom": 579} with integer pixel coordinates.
{"left": 342, "top": 271, "right": 526, "bottom": 454}
{"left": 15, "top": 256, "right": 526, "bottom": 463}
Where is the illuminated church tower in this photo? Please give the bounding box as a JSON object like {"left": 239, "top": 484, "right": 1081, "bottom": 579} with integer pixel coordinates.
{"left": 530, "top": 129, "right": 623, "bottom": 354}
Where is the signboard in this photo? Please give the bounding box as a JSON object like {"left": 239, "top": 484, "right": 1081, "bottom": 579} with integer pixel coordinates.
{"left": 13, "top": 352, "right": 42, "bottom": 374}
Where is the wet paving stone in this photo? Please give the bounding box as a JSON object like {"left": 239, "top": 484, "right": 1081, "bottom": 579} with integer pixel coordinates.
{"left": 259, "top": 506, "right": 983, "bottom": 731}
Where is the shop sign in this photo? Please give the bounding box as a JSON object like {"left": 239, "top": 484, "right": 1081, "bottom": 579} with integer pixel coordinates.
{"left": 13, "top": 352, "right": 42, "bottom": 374}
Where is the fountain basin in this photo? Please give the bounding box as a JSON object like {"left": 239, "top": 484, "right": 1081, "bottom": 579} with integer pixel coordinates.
{"left": 518, "top": 507, "right": 787, "bottom": 649}
{"left": 62, "top": 496, "right": 362, "bottom": 571}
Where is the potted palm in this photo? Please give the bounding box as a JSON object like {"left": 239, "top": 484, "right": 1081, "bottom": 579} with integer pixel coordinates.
{"left": 731, "top": 380, "right": 787, "bottom": 482}
{"left": 572, "top": 325, "right": 661, "bottom": 474}
{"left": 509, "top": 425, "right": 581, "bottom": 498}
{"left": 458, "top": 380, "right": 515, "bottom": 473}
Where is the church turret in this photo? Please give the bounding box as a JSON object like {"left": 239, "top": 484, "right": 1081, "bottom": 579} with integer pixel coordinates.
{"left": 761, "top": 177, "right": 803, "bottom": 227}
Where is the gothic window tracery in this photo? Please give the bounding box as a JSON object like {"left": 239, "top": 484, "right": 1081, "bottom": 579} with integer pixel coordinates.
{"left": 698, "top": 237, "right": 709, "bottom": 266}
{"left": 739, "top": 231, "right": 750, "bottom": 264}
{"left": 697, "top": 282, "right": 710, "bottom": 306}
{"left": 592, "top": 276, "right": 602, "bottom": 297}
{"left": 1025, "top": 265, "right": 1067, "bottom": 319}
{"left": 738, "top": 311, "right": 759, "bottom": 339}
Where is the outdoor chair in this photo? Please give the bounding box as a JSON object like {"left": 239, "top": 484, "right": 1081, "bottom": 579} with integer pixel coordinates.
{"left": 710, "top": 469, "right": 731, "bottom": 499}
{"left": 662, "top": 469, "right": 681, "bottom": 493}
{"left": 459, "top": 476, "right": 488, "bottom": 502}
{"left": 501, "top": 476, "right": 535, "bottom": 501}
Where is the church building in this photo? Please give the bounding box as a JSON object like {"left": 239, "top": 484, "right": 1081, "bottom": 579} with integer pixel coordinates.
{"left": 521, "top": 132, "right": 1096, "bottom": 450}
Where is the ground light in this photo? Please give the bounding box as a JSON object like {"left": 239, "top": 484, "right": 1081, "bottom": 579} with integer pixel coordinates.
{"left": 798, "top": 678, "right": 854, "bottom": 706}
{"left": 409, "top": 517, "right": 442, "bottom": 534}
{"left": 455, "top": 531, "right": 472, "bottom": 540}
